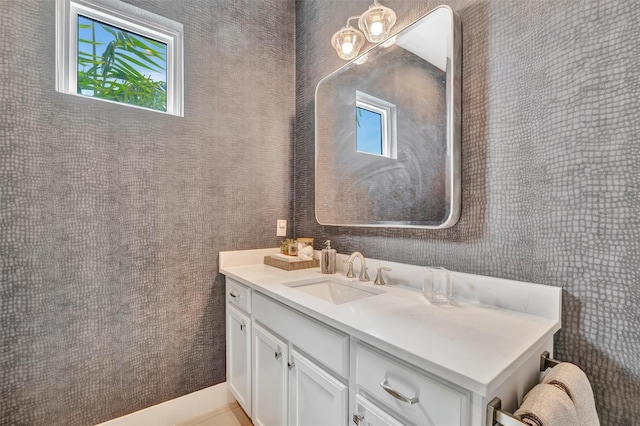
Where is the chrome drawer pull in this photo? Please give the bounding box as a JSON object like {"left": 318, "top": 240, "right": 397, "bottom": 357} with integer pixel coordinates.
{"left": 275, "top": 351, "right": 282, "bottom": 359}
{"left": 229, "top": 291, "right": 239, "bottom": 298}
{"left": 353, "top": 413, "right": 364, "bottom": 425}
{"left": 380, "top": 379, "right": 419, "bottom": 405}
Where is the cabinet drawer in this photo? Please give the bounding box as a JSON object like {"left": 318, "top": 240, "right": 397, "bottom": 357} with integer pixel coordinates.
{"left": 226, "top": 278, "right": 251, "bottom": 313}
{"left": 253, "top": 292, "right": 349, "bottom": 378}
{"left": 354, "top": 394, "right": 404, "bottom": 426}
{"left": 356, "top": 343, "right": 470, "bottom": 426}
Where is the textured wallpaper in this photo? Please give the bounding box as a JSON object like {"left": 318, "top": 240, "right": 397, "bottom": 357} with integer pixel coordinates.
{"left": 295, "top": 1, "right": 640, "bottom": 425}
{"left": 0, "top": 0, "right": 294, "bottom": 425}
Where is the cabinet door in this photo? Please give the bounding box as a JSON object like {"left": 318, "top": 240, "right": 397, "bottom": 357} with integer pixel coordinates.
{"left": 289, "top": 349, "right": 348, "bottom": 426}
{"left": 226, "top": 304, "right": 251, "bottom": 416}
{"left": 353, "top": 395, "right": 403, "bottom": 426}
{"left": 253, "top": 323, "right": 288, "bottom": 426}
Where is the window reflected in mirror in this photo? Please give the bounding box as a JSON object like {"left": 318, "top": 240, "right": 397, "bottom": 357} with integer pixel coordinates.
{"left": 356, "top": 106, "right": 382, "bottom": 155}
{"left": 355, "top": 91, "right": 397, "bottom": 158}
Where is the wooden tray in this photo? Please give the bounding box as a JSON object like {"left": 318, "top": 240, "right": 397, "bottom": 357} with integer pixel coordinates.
{"left": 264, "top": 255, "right": 319, "bottom": 271}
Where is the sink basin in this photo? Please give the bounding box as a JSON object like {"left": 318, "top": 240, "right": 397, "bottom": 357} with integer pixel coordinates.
{"left": 283, "top": 277, "right": 383, "bottom": 305}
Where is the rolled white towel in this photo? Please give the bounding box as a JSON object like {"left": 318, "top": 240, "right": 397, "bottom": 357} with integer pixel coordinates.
{"left": 297, "top": 244, "right": 314, "bottom": 260}
{"left": 514, "top": 383, "right": 579, "bottom": 426}
{"left": 541, "top": 362, "right": 600, "bottom": 426}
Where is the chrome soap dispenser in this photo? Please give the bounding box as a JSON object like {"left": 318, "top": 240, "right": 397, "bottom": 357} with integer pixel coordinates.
{"left": 321, "top": 240, "right": 336, "bottom": 274}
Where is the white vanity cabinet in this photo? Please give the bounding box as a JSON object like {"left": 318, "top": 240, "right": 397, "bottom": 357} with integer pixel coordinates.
{"left": 225, "top": 278, "right": 252, "bottom": 417}
{"left": 219, "top": 248, "right": 562, "bottom": 426}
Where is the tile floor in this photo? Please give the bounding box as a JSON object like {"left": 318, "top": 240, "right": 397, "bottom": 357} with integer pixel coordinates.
{"left": 175, "top": 402, "right": 252, "bottom": 426}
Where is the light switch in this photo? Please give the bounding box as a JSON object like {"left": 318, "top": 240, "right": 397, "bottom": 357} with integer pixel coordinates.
{"left": 276, "top": 219, "right": 287, "bottom": 237}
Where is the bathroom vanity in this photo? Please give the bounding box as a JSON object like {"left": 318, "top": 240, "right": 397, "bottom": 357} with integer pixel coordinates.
{"left": 220, "top": 249, "right": 561, "bottom": 426}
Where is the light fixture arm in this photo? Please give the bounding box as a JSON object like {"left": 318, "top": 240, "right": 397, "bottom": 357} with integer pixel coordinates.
{"left": 346, "top": 16, "right": 360, "bottom": 26}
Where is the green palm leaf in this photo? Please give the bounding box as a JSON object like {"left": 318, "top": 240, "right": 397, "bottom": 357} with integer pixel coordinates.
{"left": 77, "top": 18, "right": 167, "bottom": 111}
{"left": 120, "top": 46, "right": 164, "bottom": 71}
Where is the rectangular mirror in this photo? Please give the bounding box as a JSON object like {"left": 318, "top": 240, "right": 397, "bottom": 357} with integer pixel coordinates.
{"left": 315, "top": 6, "right": 461, "bottom": 228}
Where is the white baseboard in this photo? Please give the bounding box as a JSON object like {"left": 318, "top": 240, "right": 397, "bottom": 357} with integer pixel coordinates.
{"left": 96, "top": 382, "right": 235, "bottom": 426}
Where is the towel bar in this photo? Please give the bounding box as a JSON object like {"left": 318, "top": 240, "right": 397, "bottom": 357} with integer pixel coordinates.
{"left": 487, "top": 352, "right": 560, "bottom": 426}
{"left": 487, "top": 397, "right": 527, "bottom": 426}
{"left": 539, "top": 351, "right": 560, "bottom": 371}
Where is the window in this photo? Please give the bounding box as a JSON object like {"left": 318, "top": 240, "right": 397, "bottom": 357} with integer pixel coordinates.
{"left": 356, "top": 107, "right": 383, "bottom": 155}
{"left": 355, "top": 91, "right": 397, "bottom": 158}
{"left": 56, "top": 0, "right": 183, "bottom": 116}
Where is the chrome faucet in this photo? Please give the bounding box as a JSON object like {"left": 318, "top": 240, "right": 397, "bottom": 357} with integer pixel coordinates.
{"left": 344, "top": 252, "right": 370, "bottom": 282}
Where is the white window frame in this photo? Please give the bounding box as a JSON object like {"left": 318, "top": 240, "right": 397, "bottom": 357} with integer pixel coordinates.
{"left": 55, "top": 0, "right": 184, "bottom": 116}
{"left": 355, "top": 91, "right": 397, "bottom": 159}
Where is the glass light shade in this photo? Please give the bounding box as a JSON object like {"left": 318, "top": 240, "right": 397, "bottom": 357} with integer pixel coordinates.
{"left": 358, "top": 2, "right": 397, "bottom": 43}
{"left": 331, "top": 25, "right": 366, "bottom": 60}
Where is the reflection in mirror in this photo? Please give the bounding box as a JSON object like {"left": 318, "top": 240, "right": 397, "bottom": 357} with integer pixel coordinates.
{"left": 355, "top": 91, "right": 396, "bottom": 158}
{"left": 315, "top": 6, "right": 461, "bottom": 228}
{"left": 356, "top": 106, "right": 382, "bottom": 155}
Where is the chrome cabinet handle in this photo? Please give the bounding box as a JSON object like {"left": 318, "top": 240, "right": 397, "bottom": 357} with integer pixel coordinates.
{"left": 229, "top": 291, "right": 239, "bottom": 298}
{"left": 240, "top": 323, "right": 245, "bottom": 331}
{"left": 380, "top": 379, "right": 419, "bottom": 405}
{"left": 288, "top": 361, "right": 295, "bottom": 369}
{"left": 353, "top": 413, "right": 364, "bottom": 425}
{"left": 275, "top": 351, "right": 282, "bottom": 359}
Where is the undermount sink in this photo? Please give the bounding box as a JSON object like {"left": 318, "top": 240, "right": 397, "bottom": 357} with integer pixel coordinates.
{"left": 283, "top": 277, "right": 383, "bottom": 305}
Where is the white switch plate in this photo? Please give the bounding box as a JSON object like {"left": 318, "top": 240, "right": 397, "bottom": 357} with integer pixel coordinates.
{"left": 276, "top": 219, "right": 287, "bottom": 237}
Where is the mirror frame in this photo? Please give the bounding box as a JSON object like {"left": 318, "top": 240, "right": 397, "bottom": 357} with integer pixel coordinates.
{"left": 315, "top": 5, "right": 461, "bottom": 229}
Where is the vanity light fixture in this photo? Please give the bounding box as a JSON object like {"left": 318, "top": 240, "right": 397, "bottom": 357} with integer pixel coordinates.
{"left": 331, "top": 16, "right": 366, "bottom": 60}
{"left": 332, "top": 0, "right": 397, "bottom": 60}
{"left": 358, "top": 0, "right": 397, "bottom": 43}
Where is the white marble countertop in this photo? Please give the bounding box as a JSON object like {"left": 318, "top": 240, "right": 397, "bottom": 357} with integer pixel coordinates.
{"left": 220, "top": 248, "right": 561, "bottom": 397}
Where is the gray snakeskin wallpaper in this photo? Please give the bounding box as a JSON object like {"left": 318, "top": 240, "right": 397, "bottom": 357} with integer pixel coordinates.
{"left": 2, "top": 0, "right": 639, "bottom": 425}
{"left": 0, "top": 0, "right": 293, "bottom": 425}
{"left": 295, "top": 1, "right": 639, "bottom": 425}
